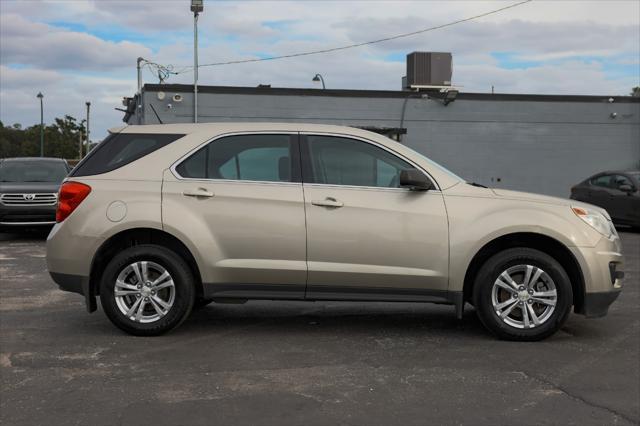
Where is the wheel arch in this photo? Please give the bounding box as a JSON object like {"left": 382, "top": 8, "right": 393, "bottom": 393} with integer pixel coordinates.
{"left": 89, "top": 227, "right": 204, "bottom": 299}
{"left": 462, "top": 232, "right": 585, "bottom": 313}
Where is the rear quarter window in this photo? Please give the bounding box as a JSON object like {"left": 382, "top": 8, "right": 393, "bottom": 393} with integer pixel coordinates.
{"left": 70, "top": 133, "right": 184, "bottom": 177}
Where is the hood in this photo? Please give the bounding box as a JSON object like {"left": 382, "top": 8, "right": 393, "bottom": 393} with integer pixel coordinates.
{"left": 0, "top": 182, "right": 62, "bottom": 194}
{"left": 444, "top": 183, "right": 610, "bottom": 218}
{"left": 490, "top": 187, "right": 611, "bottom": 219}
{"left": 490, "top": 188, "right": 572, "bottom": 206}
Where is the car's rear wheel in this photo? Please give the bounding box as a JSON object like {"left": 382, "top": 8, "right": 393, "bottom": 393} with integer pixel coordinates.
{"left": 473, "top": 248, "right": 573, "bottom": 341}
{"left": 99, "top": 244, "right": 195, "bottom": 336}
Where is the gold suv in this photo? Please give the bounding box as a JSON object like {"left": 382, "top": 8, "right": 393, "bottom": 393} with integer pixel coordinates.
{"left": 46, "top": 123, "right": 624, "bottom": 340}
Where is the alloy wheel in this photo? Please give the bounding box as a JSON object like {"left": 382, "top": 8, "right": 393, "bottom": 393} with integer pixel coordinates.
{"left": 114, "top": 261, "right": 176, "bottom": 323}
{"left": 491, "top": 264, "right": 557, "bottom": 329}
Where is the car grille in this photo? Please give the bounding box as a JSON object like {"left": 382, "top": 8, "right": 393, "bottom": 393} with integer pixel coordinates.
{"left": 0, "top": 193, "right": 58, "bottom": 206}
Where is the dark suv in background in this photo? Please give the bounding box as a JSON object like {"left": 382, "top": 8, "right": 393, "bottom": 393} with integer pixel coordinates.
{"left": 0, "top": 157, "right": 71, "bottom": 230}
{"left": 571, "top": 171, "right": 640, "bottom": 229}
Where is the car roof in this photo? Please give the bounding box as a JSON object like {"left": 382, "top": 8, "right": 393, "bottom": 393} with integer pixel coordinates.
{"left": 594, "top": 170, "right": 640, "bottom": 176}
{"left": 111, "top": 122, "right": 393, "bottom": 138}
{"left": 1, "top": 157, "right": 66, "bottom": 162}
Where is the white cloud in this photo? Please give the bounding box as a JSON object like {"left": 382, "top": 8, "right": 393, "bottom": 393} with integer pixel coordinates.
{"left": 0, "top": 0, "right": 638, "bottom": 140}
{"left": 0, "top": 13, "right": 151, "bottom": 70}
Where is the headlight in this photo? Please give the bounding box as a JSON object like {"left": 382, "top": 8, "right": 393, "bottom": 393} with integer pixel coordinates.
{"left": 572, "top": 206, "right": 616, "bottom": 238}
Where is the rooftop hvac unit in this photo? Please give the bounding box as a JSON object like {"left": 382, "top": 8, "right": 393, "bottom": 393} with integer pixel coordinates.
{"left": 406, "top": 52, "right": 452, "bottom": 87}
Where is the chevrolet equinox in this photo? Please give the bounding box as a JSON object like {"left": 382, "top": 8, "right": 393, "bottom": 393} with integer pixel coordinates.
{"left": 46, "top": 123, "right": 624, "bottom": 340}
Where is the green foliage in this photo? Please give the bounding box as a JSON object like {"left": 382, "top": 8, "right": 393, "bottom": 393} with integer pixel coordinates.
{"left": 0, "top": 115, "right": 89, "bottom": 159}
{"left": 632, "top": 87, "right": 640, "bottom": 97}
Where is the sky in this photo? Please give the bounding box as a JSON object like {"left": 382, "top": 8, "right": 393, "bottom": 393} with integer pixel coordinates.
{"left": 1, "top": 0, "right": 639, "bottom": 140}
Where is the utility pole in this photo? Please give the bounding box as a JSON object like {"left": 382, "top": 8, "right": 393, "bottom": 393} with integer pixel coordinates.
{"left": 191, "top": 0, "right": 203, "bottom": 123}
{"left": 37, "top": 92, "right": 44, "bottom": 156}
{"left": 85, "top": 102, "right": 91, "bottom": 154}
{"left": 137, "top": 57, "right": 144, "bottom": 95}
{"left": 136, "top": 57, "right": 146, "bottom": 125}
{"left": 78, "top": 131, "right": 83, "bottom": 159}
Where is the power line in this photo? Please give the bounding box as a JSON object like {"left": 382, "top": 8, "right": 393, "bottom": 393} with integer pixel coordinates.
{"left": 171, "top": 0, "right": 532, "bottom": 72}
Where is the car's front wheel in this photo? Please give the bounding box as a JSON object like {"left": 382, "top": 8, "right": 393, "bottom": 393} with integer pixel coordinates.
{"left": 99, "top": 244, "right": 195, "bottom": 336}
{"left": 473, "top": 248, "right": 573, "bottom": 341}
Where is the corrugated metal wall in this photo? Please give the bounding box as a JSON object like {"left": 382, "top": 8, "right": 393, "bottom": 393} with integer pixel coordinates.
{"left": 138, "top": 87, "right": 640, "bottom": 197}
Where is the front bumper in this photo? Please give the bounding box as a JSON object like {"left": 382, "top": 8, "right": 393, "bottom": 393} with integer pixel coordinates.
{"left": 582, "top": 290, "right": 622, "bottom": 318}
{"left": 571, "top": 234, "right": 624, "bottom": 318}
{"left": 0, "top": 205, "right": 56, "bottom": 226}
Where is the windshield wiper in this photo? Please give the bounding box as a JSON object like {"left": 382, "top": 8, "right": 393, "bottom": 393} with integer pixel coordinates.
{"left": 468, "top": 182, "right": 488, "bottom": 188}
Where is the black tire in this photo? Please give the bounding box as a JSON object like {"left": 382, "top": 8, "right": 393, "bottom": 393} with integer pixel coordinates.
{"left": 473, "top": 248, "right": 573, "bottom": 341}
{"left": 99, "top": 244, "right": 195, "bottom": 336}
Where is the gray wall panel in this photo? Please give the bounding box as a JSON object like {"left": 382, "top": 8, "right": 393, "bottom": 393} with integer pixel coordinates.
{"left": 139, "top": 88, "right": 640, "bottom": 198}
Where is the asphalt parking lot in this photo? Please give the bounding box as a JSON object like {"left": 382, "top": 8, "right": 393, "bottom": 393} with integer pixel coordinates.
{"left": 1, "top": 229, "right": 638, "bottom": 426}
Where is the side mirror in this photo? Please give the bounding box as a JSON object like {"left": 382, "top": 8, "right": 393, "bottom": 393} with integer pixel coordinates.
{"left": 619, "top": 184, "right": 634, "bottom": 193}
{"left": 400, "top": 169, "right": 433, "bottom": 191}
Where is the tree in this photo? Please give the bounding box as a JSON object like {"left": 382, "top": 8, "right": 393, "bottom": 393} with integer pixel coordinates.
{"left": 0, "top": 115, "right": 88, "bottom": 158}
{"left": 631, "top": 87, "right": 640, "bottom": 97}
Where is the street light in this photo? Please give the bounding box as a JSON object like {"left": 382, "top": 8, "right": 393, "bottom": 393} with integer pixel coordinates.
{"left": 36, "top": 92, "right": 44, "bottom": 157}
{"left": 85, "top": 102, "right": 91, "bottom": 156}
{"left": 191, "top": 0, "right": 203, "bottom": 123}
{"left": 312, "top": 74, "right": 325, "bottom": 89}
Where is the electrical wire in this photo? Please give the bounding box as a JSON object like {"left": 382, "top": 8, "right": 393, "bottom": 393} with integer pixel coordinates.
{"left": 151, "top": 0, "right": 532, "bottom": 78}
{"left": 172, "top": 0, "right": 532, "bottom": 72}
{"left": 141, "top": 60, "right": 179, "bottom": 83}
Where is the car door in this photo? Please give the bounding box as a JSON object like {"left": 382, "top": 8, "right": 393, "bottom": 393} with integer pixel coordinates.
{"left": 300, "top": 133, "right": 450, "bottom": 301}
{"left": 162, "top": 133, "right": 307, "bottom": 299}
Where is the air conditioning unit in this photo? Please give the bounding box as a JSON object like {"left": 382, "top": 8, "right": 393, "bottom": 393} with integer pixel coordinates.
{"left": 406, "top": 52, "right": 452, "bottom": 87}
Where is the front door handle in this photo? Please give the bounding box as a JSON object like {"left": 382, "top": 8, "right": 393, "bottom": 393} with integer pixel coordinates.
{"left": 311, "top": 197, "right": 344, "bottom": 208}
{"left": 183, "top": 188, "right": 214, "bottom": 198}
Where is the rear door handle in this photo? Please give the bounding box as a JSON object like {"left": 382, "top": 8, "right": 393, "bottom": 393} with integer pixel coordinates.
{"left": 183, "top": 188, "right": 214, "bottom": 198}
{"left": 311, "top": 197, "right": 344, "bottom": 208}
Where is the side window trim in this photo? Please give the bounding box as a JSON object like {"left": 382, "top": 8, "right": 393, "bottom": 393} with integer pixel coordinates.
{"left": 171, "top": 132, "right": 302, "bottom": 184}
{"left": 299, "top": 133, "right": 439, "bottom": 191}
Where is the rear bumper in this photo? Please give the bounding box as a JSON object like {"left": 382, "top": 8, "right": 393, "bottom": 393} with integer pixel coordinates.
{"left": 49, "top": 272, "right": 96, "bottom": 312}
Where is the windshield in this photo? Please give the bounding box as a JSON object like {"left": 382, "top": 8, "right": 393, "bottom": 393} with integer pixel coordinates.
{"left": 0, "top": 160, "right": 69, "bottom": 183}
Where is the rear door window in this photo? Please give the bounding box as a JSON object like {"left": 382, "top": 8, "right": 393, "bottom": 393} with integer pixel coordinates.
{"left": 70, "top": 133, "right": 184, "bottom": 177}
{"left": 175, "top": 134, "right": 299, "bottom": 183}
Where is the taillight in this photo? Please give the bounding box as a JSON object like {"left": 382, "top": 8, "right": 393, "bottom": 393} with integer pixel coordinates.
{"left": 56, "top": 181, "right": 91, "bottom": 222}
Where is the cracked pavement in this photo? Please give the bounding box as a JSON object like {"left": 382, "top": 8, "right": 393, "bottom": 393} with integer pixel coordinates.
{"left": 1, "top": 229, "right": 638, "bottom": 425}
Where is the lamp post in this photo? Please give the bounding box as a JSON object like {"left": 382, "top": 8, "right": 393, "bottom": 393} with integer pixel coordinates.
{"left": 191, "top": 0, "right": 203, "bottom": 123}
{"left": 36, "top": 92, "right": 44, "bottom": 157}
{"left": 312, "top": 74, "right": 325, "bottom": 89}
{"left": 85, "top": 102, "right": 91, "bottom": 156}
